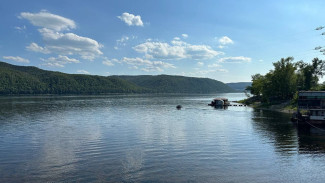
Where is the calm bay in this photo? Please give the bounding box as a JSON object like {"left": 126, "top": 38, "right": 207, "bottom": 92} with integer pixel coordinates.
{"left": 0, "top": 93, "right": 325, "bottom": 182}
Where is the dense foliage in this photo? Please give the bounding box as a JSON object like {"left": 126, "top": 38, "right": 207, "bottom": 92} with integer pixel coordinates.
{"left": 246, "top": 57, "right": 325, "bottom": 103}
{"left": 0, "top": 61, "right": 235, "bottom": 95}
{"left": 296, "top": 58, "right": 325, "bottom": 91}
{"left": 117, "top": 75, "right": 235, "bottom": 93}
{"left": 0, "top": 61, "right": 147, "bottom": 94}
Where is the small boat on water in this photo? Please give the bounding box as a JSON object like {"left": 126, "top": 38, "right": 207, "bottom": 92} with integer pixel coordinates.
{"left": 208, "top": 98, "right": 230, "bottom": 107}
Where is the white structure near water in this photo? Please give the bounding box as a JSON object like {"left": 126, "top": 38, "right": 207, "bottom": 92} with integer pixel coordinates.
{"left": 298, "top": 91, "right": 325, "bottom": 122}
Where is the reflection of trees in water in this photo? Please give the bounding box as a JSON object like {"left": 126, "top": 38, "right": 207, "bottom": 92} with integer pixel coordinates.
{"left": 297, "top": 126, "right": 325, "bottom": 154}
{"left": 251, "top": 109, "right": 325, "bottom": 154}
{"left": 251, "top": 109, "right": 298, "bottom": 155}
{"left": 0, "top": 96, "right": 111, "bottom": 125}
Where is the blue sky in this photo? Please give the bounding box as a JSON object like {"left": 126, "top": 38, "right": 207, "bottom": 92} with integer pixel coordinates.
{"left": 1, "top": 0, "right": 325, "bottom": 82}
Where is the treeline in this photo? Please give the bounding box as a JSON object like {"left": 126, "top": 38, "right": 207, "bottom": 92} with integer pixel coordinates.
{"left": 117, "top": 75, "right": 235, "bottom": 93}
{"left": 246, "top": 57, "right": 325, "bottom": 103}
{"left": 0, "top": 61, "right": 235, "bottom": 95}
{"left": 226, "top": 82, "right": 252, "bottom": 92}
{"left": 0, "top": 61, "right": 147, "bottom": 94}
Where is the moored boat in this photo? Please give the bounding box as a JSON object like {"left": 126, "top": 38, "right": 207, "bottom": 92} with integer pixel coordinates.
{"left": 208, "top": 98, "right": 230, "bottom": 107}
{"left": 292, "top": 91, "right": 325, "bottom": 126}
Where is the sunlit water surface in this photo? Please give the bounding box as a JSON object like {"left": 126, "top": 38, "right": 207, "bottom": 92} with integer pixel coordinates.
{"left": 1, "top": 93, "right": 325, "bottom": 182}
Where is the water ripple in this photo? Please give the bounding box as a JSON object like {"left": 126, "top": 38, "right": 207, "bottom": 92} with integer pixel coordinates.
{"left": 1, "top": 94, "right": 325, "bottom": 182}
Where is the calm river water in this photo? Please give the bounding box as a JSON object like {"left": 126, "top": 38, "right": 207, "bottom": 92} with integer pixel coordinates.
{"left": 1, "top": 93, "right": 325, "bottom": 182}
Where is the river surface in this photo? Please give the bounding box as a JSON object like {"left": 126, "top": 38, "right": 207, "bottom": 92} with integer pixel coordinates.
{"left": 1, "top": 93, "right": 325, "bottom": 182}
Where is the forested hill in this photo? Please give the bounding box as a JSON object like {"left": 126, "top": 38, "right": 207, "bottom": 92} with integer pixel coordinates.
{"left": 0, "top": 61, "right": 235, "bottom": 94}
{"left": 117, "top": 75, "right": 235, "bottom": 93}
{"left": 0, "top": 61, "right": 146, "bottom": 94}
{"left": 227, "top": 82, "right": 252, "bottom": 91}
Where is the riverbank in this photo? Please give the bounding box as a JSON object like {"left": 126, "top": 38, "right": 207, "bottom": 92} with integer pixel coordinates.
{"left": 237, "top": 97, "right": 296, "bottom": 114}
{"left": 253, "top": 102, "right": 296, "bottom": 114}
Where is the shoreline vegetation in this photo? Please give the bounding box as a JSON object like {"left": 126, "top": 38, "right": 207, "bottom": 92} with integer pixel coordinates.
{"left": 238, "top": 57, "right": 325, "bottom": 114}
{"left": 237, "top": 97, "right": 296, "bottom": 114}
{"left": 0, "top": 61, "right": 235, "bottom": 95}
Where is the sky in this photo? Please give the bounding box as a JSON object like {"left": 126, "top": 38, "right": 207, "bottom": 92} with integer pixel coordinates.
{"left": 1, "top": 0, "right": 325, "bottom": 83}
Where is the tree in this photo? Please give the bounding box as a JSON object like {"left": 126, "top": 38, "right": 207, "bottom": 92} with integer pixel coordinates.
{"left": 296, "top": 58, "right": 325, "bottom": 90}
{"left": 250, "top": 57, "right": 298, "bottom": 102}
{"left": 249, "top": 74, "right": 265, "bottom": 97}
{"left": 270, "top": 57, "right": 297, "bottom": 100}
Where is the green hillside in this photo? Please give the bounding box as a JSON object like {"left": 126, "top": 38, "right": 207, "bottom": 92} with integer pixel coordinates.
{"left": 227, "top": 82, "right": 252, "bottom": 91}
{"left": 0, "top": 61, "right": 146, "bottom": 94}
{"left": 117, "top": 75, "right": 235, "bottom": 93}
{"left": 0, "top": 61, "right": 235, "bottom": 95}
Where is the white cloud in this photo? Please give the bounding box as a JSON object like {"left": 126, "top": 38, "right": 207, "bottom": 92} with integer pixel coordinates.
{"left": 129, "top": 66, "right": 139, "bottom": 70}
{"left": 133, "top": 40, "right": 223, "bottom": 60}
{"left": 142, "top": 66, "right": 163, "bottom": 72}
{"left": 41, "top": 55, "right": 80, "bottom": 67}
{"left": 208, "top": 63, "right": 222, "bottom": 68}
{"left": 120, "top": 57, "right": 175, "bottom": 72}
{"left": 115, "top": 35, "right": 137, "bottom": 49}
{"left": 182, "top": 34, "right": 188, "bottom": 39}
{"left": 27, "top": 28, "right": 103, "bottom": 60}
{"left": 173, "top": 37, "right": 181, "bottom": 41}
{"left": 14, "top": 25, "right": 26, "bottom": 31}
{"left": 185, "top": 68, "right": 228, "bottom": 77}
{"left": 26, "top": 42, "right": 50, "bottom": 54}
{"left": 216, "top": 68, "right": 229, "bottom": 73}
{"left": 21, "top": 11, "right": 103, "bottom": 61}
{"left": 199, "top": 68, "right": 228, "bottom": 74}
{"left": 170, "top": 39, "right": 187, "bottom": 46}
{"left": 134, "top": 42, "right": 185, "bottom": 59}
{"left": 117, "top": 36, "right": 129, "bottom": 46}
{"left": 218, "top": 36, "right": 234, "bottom": 45}
{"left": 186, "top": 44, "right": 222, "bottom": 60}
{"left": 117, "top": 12, "right": 144, "bottom": 26}
{"left": 20, "top": 11, "right": 76, "bottom": 31}
{"left": 195, "top": 70, "right": 217, "bottom": 75}
{"left": 218, "top": 56, "right": 251, "bottom": 63}
{"left": 77, "top": 70, "right": 90, "bottom": 74}
{"left": 121, "top": 57, "right": 152, "bottom": 66}
{"left": 41, "top": 61, "right": 64, "bottom": 68}
{"left": 102, "top": 58, "right": 116, "bottom": 66}
{"left": 197, "top": 62, "right": 204, "bottom": 66}
{"left": 3, "top": 56, "right": 30, "bottom": 63}
{"left": 152, "top": 60, "right": 176, "bottom": 69}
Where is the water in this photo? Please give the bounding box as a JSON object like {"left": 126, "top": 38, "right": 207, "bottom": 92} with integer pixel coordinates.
{"left": 0, "top": 93, "right": 325, "bottom": 182}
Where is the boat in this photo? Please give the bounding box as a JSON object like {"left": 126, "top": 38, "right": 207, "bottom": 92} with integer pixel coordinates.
{"left": 291, "top": 91, "right": 325, "bottom": 126}
{"left": 208, "top": 98, "right": 230, "bottom": 107}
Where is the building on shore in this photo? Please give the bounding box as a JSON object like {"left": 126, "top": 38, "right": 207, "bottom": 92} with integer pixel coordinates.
{"left": 293, "top": 91, "right": 325, "bottom": 125}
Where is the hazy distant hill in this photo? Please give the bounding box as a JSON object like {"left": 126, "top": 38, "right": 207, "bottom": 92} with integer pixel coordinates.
{"left": 226, "top": 82, "right": 252, "bottom": 92}
{"left": 0, "top": 61, "right": 235, "bottom": 95}
{"left": 117, "top": 75, "right": 235, "bottom": 93}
